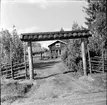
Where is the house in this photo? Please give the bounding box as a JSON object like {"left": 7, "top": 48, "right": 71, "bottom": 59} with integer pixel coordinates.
{"left": 48, "top": 40, "right": 67, "bottom": 58}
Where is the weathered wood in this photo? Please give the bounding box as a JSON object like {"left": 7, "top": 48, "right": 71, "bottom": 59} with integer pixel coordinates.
{"left": 10, "top": 41, "right": 14, "bottom": 79}
{"left": 81, "top": 38, "right": 87, "bottom": 76}
{"left": 87, "top": 45, "right": 92, "bottom": 74}
{"left": 102, "top": 45, "right": 105, "bottom": 73}
{"left": 20, "top": 30, "right": 91, "bottom": 41}
{"left": 28, "top": 41, "right": 34, "bottom": 80}
{"left": 23, "top": 42, "right": 27, "bottom": 78}
{"left": 20, "top": 30, "right": 92, "bottom": 79}
{"left": 40, "top": 53, "right": 43, "bottom": 60}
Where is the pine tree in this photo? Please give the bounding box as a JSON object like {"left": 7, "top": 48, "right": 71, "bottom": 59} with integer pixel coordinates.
{"left": 0, "top": 27, "right": 24, "bottom": 65}
{"left": 84, "top": 0, "right": 106, "bottom": 53}
{"left": 84, "top": 0, "right": 107, "bottom": 47}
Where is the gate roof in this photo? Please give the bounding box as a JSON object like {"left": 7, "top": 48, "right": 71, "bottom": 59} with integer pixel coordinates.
{"left": 20, "top": 29, "right": 91, "bottom": 42}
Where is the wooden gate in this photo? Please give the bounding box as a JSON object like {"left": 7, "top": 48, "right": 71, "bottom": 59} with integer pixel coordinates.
{"left": 20, "top": 29, "right": 92, "bottom": 80}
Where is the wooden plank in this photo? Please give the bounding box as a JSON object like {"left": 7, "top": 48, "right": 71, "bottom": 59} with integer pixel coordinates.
{"left": 12, "top": 66, "right": 25, "bottom": 71}
{"left": 20, "top": 30, "right": 92, "bottom": 41}
{"left": 28, "top": 41, "right": 34, "bottom": 80}
{"left": 91, "top": 60, "right": 103, "bottom": 63}
{"left": 13, "top": 74, "right": 25, "bottom": 79}
{"left": 91, "top": 63, "right": 102, "bottom": 66}
{"left": 91, "top": 69, "right": 103, "bottom": 73}
{"left": 1, "top": 62, "right": 28, "bottom": 71}
{"left": 14, "top": 73, "right": 25, "bottom": 77}
{"left": 87, "top": 44, "right": 92, "bottom": 74}
{"left": 81, "top": 38, "right": 87, "bottom": 76}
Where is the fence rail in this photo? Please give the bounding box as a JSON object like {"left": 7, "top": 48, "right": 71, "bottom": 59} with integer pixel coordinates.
{"left": 1, "top": 62, "right": 29, "bottom": 79}
{"left": 1, "top": 56, "right": 107, "bottom": 80}
{"left": 89, "top": 56, "right": 107, "bottom": 73}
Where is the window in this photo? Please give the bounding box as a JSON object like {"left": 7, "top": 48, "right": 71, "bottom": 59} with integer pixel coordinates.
{"left": 59, "top": 50, "right": 61, "bottom": 54}
{"left": 55, "top": 43, "right": 60, "bottom": 47}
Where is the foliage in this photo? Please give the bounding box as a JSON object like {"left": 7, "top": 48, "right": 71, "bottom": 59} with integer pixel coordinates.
{"left": 32, "top": 42, "right": 48, "bottom": 55}
{"left": 0, "top": 30, "right": 12, "bottom": 64}
{"left": 84, "top": 0, "right": 107, "bottom": 55}
{"left": 1, "top": 79, "right": 33, "bottom": 104}
{"left": 12, "top": 28, "right": 24, "bottom": 62}
{"left": 0, "top": 28, "right": 24, "bottom": 65}
{"left": 61, "top": 22, "right": 83, "bottom": 74}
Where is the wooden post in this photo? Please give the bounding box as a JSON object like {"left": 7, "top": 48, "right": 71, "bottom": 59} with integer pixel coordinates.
{"left": 81, "top": 38, "right": 87, "bottom": 76}
{"left": 23, "top": 42, "right": 27, "bottom": 79}
{"left": 87, "top": 44, "right": 92, "bottom": 74}
{"left": 11, "top": 61, "right": 14, "bottom": 79}
{"left": 40, "top": 53, "right": 43, "bottom": 60}
{"left": 28, "top": 41, "right": 34, "bottom": 80}
{"left": 10, "top": 41, "right": 14, "bottom": 79}
{"left": 102, "top": 45, "right": 104, "bottom": 73}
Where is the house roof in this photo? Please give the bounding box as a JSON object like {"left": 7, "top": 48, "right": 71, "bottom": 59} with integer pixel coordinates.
{"left": 48, "top": 40, "right": 67, "bottom": 47}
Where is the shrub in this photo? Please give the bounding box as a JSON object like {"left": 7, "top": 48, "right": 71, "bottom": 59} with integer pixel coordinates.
{"left": 61, "top": 39, "right": 83, "bottom": 74}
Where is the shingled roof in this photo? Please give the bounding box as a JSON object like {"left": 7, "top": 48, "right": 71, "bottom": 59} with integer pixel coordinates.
{"left": 20, "top": 30, "right": 92, "bottom": 42}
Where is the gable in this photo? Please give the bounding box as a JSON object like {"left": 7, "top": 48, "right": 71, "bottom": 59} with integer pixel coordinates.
{"left": 48, "top": 40, "right": 67, "bottom": 47}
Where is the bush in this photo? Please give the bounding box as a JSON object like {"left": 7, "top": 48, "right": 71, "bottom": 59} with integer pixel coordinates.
{"left": 61, "top": 39, "right": 83, "bottom": 74}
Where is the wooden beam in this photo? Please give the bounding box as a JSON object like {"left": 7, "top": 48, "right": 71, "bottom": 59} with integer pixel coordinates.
{"left": 20, "top": 30, "right": 92, "bottom": 42}
{"left": 81, "top": 38, "right": 87, "bottom": 76}
{"left": 28, "top": 41, "right": 34, "bottom": 80}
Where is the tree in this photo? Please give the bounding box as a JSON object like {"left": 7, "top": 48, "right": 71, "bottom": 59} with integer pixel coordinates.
{"left": 84, "top": 0, "right": 107, "bottom": 55}
{"left": 0, "top": 27, "right": 24, "bottom": 65}
{"left": 32, "top": 42, "right": 47, "bottom": 60}
{"left": 61, "top": 22, "right": 84, "bottom": 74}
{"left": 12, "top": 26, "right": 24, "bottom": 62}
{"left": 0, "top": 30, "right": 12, "bottom": 64}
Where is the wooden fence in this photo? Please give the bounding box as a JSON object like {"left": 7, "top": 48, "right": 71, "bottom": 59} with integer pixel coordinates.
{"left": 1, "top": 56, "right": 107, "bottom": 80}
{"left": 1, "top": 62, "right": 29, "bottom": 79}
{"left": 89, "top": 56, "right": 107, "bottom": 73}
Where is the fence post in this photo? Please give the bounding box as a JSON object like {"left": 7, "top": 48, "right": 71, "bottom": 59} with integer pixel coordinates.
{"left": 23, "top": 42, "right": 27, "bottom": 79}
{"left": 11, "top": 61, "right": 14, "bottom": 79}
{"left": 102, "top": 47, "right": 104, "bottom": 73}
{"left": 87, "top": 44, "right": 92, "bottom": 74}
{"left": 10, "top": 41, "right": 14, "bottom": 79}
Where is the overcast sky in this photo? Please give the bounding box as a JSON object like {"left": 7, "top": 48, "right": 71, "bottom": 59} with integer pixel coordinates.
{"left": 1, "top": 0, "right": 88, "bottom": 48}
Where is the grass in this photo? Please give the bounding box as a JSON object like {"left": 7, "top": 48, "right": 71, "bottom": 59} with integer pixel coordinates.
{"left": 1, "top": 60, "right": 107, "bottom": 104}
{"left": 1, "top": 77, "right": 33, "bottom": 104}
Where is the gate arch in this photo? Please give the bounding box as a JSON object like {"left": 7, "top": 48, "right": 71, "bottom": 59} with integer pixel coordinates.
{"left": 20, "top": 29, "right": 92, "bottom": 80}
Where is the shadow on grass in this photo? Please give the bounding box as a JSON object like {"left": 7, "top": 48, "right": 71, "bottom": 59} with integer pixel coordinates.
{"left": 34, "top": 73, "right": 60, "bottom": 80}
{"left": 33, "top": 60, "right": 61, "bottom": 70}
{"left": 34, "top": 70, "right": 76, "bottom": 80}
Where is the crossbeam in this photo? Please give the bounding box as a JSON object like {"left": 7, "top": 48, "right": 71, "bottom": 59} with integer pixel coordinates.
{"left": 20, "top": 30, "right": 91, "bottom": 41}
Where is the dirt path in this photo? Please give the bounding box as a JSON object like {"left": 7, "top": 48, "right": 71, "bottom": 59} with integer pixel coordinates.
{"left": 33, "top": 58, "right": 62, "bottom": 78}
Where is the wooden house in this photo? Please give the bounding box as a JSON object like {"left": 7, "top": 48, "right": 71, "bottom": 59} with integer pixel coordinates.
{"left": 48, "top": 40, "right": 67, "bottom": 58}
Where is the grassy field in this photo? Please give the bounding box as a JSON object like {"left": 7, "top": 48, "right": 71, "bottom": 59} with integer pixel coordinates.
{"left": 1, "top": 59, "right": 107, "bottom": 105}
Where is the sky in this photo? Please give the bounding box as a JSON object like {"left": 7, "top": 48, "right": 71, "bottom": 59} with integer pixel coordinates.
{"left": 1, "top": 0, "right": 88, "bottom": 49}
